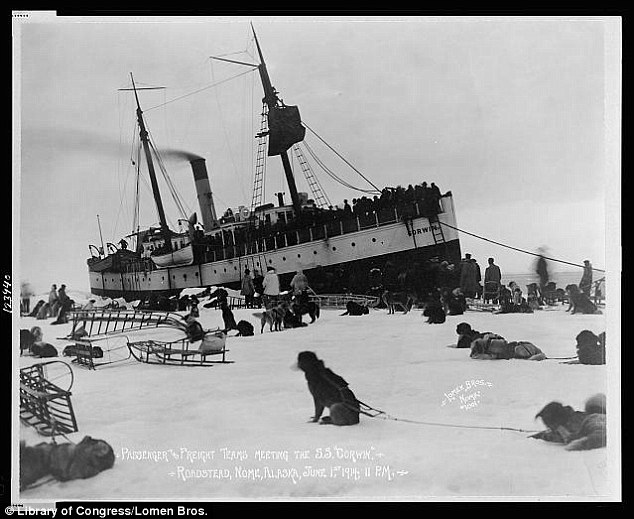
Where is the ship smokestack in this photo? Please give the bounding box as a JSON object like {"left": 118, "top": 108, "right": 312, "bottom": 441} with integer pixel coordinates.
{"left": 190, "top": 158, "right": 219, "bottom": 231}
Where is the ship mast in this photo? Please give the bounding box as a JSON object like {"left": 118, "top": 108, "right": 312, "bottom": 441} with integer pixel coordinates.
{"left": 251, "top": 25, "right": 303, "bottom": 218}
{"left": 130, "top": 73, "right": 172, "bottom": 251}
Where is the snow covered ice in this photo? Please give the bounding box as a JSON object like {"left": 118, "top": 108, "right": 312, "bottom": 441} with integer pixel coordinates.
{"left": 17, "top": 300, "right": 616, "bottom": 500}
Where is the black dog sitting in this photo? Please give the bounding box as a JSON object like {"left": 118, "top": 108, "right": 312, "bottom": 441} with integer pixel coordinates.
{"left": 20, "top": 328, "right": 38, "bottom": 355}
{"left": 566, "top": 284, "right": 600, "bottom": 315}
{"left": 283, "top": 310, "right": 308, "bottom": 329}
{"left": 575, "top": 330, "right": 606, "bottom": 365}
{"left": 455, "top": 322, "right": 487, "bottom": 349}
{"left": 340, "top": 301, "right": 369, "bottom": 316}
{"left": 235, "top": 320, "right": 255, "bottom": 337}
{"left": 441, "top": 288, "right": 466, "bottom": 316}
{"left": 220, "top": 300, "right": 237, "bottom": 332}
{"left": 31, "top": 343, "right": 59, "bottom": 358}
{"left": 295, "top": 351, "right": 360, "bottom": 426}
{"left": 291, "top": 294, "right": 320, "bottom": 324}
{"left": 423, "top": 293, "right": 446, "bottom": 324}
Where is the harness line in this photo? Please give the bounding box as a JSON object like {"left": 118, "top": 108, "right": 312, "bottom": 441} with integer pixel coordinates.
{"left": 322, "top": 372, "right": 540, "bottom": 434}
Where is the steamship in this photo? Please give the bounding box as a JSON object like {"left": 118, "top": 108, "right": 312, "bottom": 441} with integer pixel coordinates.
{"left": 87, "top": 26, "right": 462, "bottom": 300}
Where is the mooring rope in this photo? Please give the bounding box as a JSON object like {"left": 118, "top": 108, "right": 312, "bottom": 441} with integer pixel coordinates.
{"left": 437, "top": 220, "right": 606, "bottom": 273}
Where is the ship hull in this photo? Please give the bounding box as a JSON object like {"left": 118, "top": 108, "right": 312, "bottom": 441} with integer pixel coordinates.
{"left": 88, "top": 200, "right": 462, "bottom": 300}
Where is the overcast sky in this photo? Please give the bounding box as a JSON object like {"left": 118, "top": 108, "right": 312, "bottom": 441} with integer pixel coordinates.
{"left": 14, "top": 15, "right": 620, "bottom": 294}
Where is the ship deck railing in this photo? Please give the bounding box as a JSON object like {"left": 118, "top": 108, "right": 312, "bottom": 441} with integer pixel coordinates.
{"left": 123, "top": 196, "right": 450, "bottom": 272}
{"left": 198, "top": 198, "right": 445, "bottom": 263}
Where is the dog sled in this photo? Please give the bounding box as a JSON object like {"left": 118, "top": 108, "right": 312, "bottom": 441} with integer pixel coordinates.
{"left": 65, "top": 308, "right": 185, "bottom": 340}
{"left": 126, "top": 329, "right": 231, "bottom": 366}
{"left": 20, "top": 361, "right": 79, "bottom": 437}
{"left": 64, "top": 337, "right": 132, "bottom": 370}
{"left": 465, "top": 297, "right": 500, "bottom": 313}
{"left": 309, "top": 294, "right": 380, "bottom": 309}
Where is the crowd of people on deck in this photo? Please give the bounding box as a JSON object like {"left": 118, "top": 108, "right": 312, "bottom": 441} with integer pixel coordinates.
{"left": 193, "top": 182, "right": 447, "bottom": 259}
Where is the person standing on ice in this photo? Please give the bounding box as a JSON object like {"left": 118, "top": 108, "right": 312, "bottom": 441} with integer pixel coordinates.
{"left": 484, "top": 258, "right": 502, "bottom": 303}
{"left": 241, "top": 268, "right": 256, "bottom": 308}
{"left": 20, "top": 281, "right": 34, "bottom": 315}
{"left": 262, "top": 266, "right": 280, "bottom": 309}
{"left": 459, "top": 254, "right": 478, "bottom": 298}
{"left": 48, "top": 284, "right": 59, "bottom": 318}
{"left": 535, "top": 247, "right": 549, "bottom": 303}
{"left": 290, "top": 269, "right": 309, "bottom": 295}
{"left": 579, "top": 260, "right": 593, "bottom": 296}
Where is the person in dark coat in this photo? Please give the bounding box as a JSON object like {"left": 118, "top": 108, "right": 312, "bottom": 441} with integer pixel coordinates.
{"left": 459, "top": 254, "right": 478, "bottom": 299}
{"left": 252, "top": 269, "right": 264, "bottom": 308}
{"left": 535, "top": 248, "right": 549, "bottom": 302}
{"left": 240, "top": 268, "right": 255, "bottom": 308}
{"left": 484, "top": 257, "right": 502, "bottom": 303}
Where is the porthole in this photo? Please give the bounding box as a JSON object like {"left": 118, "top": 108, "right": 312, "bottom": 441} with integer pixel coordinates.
{"left": 214, "top": 270, "right": 217, "bottom": 274}
{"left": 297, "top": 254, "right": 301, "bottom": 258}
{"left": 282, "top": 257, "right": 286, "bottom": 261}
{"left": 234, "top": 266, "right": 237, "bottom": 270}
{"left": 351, "top": 242, "right": 356, "bottom": 247}
{"left": 224, "top": 268, "right": 227, "bottom": 273}
{"left": 372, "top": 238, "right": 377, "bottom": 243}
{"left": 269, "top": 259, "right": 273, "bottom": 263}
{"left": 195, "top": 272, "right": 199, "bottom": 277}
{"left": 313, "top": 251, "right": 317, "bottom": 255}
{"left": 332, "top": 246, "right": 337, "bottom": 251}
{"left": 183, "top": 274, "right": 187, "bottom": 280}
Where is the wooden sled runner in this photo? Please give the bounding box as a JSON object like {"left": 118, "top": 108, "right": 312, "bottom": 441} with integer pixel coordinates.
{"left": 20, "top": 361, "right": 79, "bottom": 436}
{"left": 65, "top": 308, "right": 185, "bottom": 339}
{"left": 127, "top": 329, "right": 232, "bottom": 367}
{"left": 67, "top": 338, "right": 132, "bottom": 370}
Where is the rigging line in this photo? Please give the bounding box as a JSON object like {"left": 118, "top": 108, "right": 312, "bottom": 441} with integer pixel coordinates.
{"left": 437, "top": 220, "right": 606, "bottom": 273}
{"left": 132, "top": 147, "right": 141, "bottom": 245}
{"left": 209, "top": 58, "right": 247, "bottom": 203}
{"left": 303, "top": 140, "right": 377, "bottom": 194}
{"left": 145, "top": 68, "right": 257, "bottom": 112}
{"left": 111, "top": 162, "right": 135, "bottom": 243}
{"left": 301, "top": 120, "right": 382, "bottom": 193}
{"left": 111, "top": 129, "right": 139, "bottom": 242}
{"left": 146, "top": 132, "right": 191, "bottom": 219}
{"left": 302, "top": 140, "right": 377, "bottom": 193}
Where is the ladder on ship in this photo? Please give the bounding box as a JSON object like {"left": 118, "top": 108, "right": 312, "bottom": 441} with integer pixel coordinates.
{"left": 293, "top": 143, "right": 331, "bottom": 209}
{"left": 250, "top": 103, "right": 269, "bottom": 214}
{"left": 428, "top": 215, "right": 446, "bottom": 245}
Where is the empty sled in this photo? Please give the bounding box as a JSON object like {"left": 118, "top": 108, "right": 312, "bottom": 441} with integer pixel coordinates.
{"left": 20, "top": 361, "right": 79, "bottom": 437}
{"left": 127, "top": 329, "right": 232, "bottom": 367}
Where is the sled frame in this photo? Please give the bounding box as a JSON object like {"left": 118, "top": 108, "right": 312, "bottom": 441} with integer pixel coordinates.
{"left": 67, "top": 338, "right": 132, "bottom": 370}
{"left": 66, "top": 309, "right": 185, "bottom": 340}
{"left": 19, "top": 363, "right": 79, "bottom": 436}
{"left": 127, "top": 335, "right": 232, "bottom": 367}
